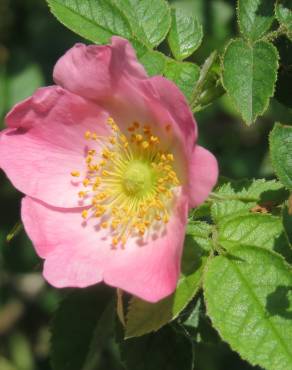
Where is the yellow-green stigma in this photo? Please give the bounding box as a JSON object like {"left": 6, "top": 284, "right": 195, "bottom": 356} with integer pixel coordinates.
{"left": 123, "top": 161, "right": 155, "bottom": 196}
{"left": 71, "top": 117, "right": 180, "bottom": 248}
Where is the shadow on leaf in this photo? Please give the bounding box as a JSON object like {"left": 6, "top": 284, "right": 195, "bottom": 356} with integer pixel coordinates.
{"left": 266, "top": 285, "right": 292, "bottom": 319}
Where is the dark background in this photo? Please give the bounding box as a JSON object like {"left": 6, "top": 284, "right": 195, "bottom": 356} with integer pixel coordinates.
{"left": 0, "top": 0, "right": 291, "bottom": 369}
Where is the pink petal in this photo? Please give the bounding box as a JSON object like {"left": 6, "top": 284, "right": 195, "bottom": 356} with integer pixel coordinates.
{"left": 54, "top": 38, "right": 196, "bottom": 181}
{"left": 21, "top": 191, "right": 188, "bottom": 302}
{"left": 0, "top": 86, "right": 109, "bottom": 207}
{"left": 53, "top": 37, "right": 147, "bottom": 102}
{"left": 102, "top": 74, "right": 197, "bottom": 183}
{"left": 144, "top": 76, "right": 198, "bottom": 147}
{"left": 188, "top": 145, "right": 218, "bottom": 207}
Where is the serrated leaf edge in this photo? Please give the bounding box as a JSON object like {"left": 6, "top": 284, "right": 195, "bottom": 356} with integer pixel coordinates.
{"left": 269, "top": 122, "right": 292, "bottom": 191}
{"left": 237, "top": 0, "right": 275, "bottom": 42}
{"left": 221, "top": 38, "right": 279, "bottom": 125}
{"left": 167, "top": 6, "right": 203, "bottom": 61}
{"left": 203, "top": 246, "right": 292, "bottom": 369}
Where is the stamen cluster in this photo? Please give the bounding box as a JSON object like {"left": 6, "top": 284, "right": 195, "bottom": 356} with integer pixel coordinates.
{"left": 71, "top": 118, "right": 180, "bottom": 248}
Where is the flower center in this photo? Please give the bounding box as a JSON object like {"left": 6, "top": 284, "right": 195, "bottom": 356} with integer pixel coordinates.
{"left": 123, "top": 160, "right": 154, "bottom": 196}
{"left": 70, "top": 117, "right": 180, "bottom": 248}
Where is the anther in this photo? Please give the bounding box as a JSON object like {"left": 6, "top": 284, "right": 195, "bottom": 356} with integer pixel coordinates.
{"left": 86, "top": 156, "right": 93, "bottom": 164}
{"left": 142, "top": 141, "right": 150, "bottom": 149}
{"left": 163, "top": 214, "right": 169, "bottom": 223}
{"left": 135, "top": 134, "right": 143, "bottom": 143}
{"left": 150, "top": 136, "right": 159, "bottom": 144}
{"left": 112, "top": 237, "right": 119, "bottom": 247}
{"left": 71, "top": 171, "right": 80, "bottom": 177}
{"left": 82, "top": 210, "right": 88, "bottom": 219}
{"left": 83, "top": 178, "right": 90, "bottom": 187}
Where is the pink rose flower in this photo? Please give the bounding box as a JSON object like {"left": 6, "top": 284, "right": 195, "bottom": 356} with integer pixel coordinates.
{"left": 0, "top": 37, "right": 218, "bottom": 302}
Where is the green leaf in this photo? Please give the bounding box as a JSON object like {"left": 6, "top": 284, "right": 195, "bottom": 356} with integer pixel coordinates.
{"left": 47, "top": 0, "right": 132, "bottom": 44}
{"left": 0, "top": 61, "right": 44, "bottom": 121}
{"left": 164, "top": 60, "right": 200, "bottom": 101}
{"left": 190, "top": 51, "right": 224, "bottom": 112}
{"left": 51, "top": 285, "right": 114, "bottom": 370}
{"left": 190, "top": 202, "right": 211, "bottom": 220}
{"left": 214, "top": 178, "right": 287, "bottom": 200}
{"left": 237, "top": 0, "right": 275, "bottom": 41}
{"left": 204, "top": 246, "right": 292, "bottom": 370}
{"left": 47, "top": 0, "right": 171, "bottom": 49}
{"left": 113, "top": 0, "right": 171, "bottom": 48}
{"left": 139, "top": 50, "right": 166, "bottom": 77}
{"left": 211, "top": 199, "right": 254, "bottom": 222}
{"left": 276, "top": 0, "right": 292, "bottom": 37}
{"left": 218, "top": 213, "right": 292, "bottom": 260}
{"left": 167, "top": 6, "right": 203, "bottom": 61}
{"left": 120, "top": 326, "right": 193, "bottom": 370}
{"left": 270, "top": 123, "right": 292, "bottom": 190}
{"left": 222, "top": 39, "right": 279, "bottom": 124}
{"left": 125, "top": 221, "right": 212, "bottom": 338}
{"left": 9, "top": 63, "right": 44, "bottom": 107}
{"left": 211, "top": 178, "right": 288, "bottom": 222}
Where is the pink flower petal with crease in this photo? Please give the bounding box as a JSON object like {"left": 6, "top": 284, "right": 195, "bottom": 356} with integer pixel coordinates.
{"left": 21, "top": 192, "right": 188, "bottom": 302}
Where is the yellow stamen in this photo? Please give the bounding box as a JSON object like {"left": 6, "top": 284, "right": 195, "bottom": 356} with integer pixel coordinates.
{"left": 83, "top": 178, "right": 90, "bottom": 187}
{"left": 150, "top": 135, "right": 159, "bottom": 144}
{"left": 71, "top": 171, "right": 80, "bottom": 177}
{"left": 73, "top": 124, "right": 179, "bottom": 247}
{"left": 142, "top": 141, "right": 150, "bottom": 149}
{"left": 82, "top": 210, "right": 88, "bottom": 219}
{"left": 112, "top": 237, "right": 119, "bottom": 247}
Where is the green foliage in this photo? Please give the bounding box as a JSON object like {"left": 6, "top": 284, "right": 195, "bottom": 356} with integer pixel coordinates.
{"left": 204, "top": 246, "right": 292, "bottom": 370}
{"left": 218, "top": 213, "right": 292, "bottom": 259}
{"left": 0, "top": 62, "right": 44, "bottom": 122}
{"left": 190, "top": 51, "right": 224, "bottom": 112}
{"left": 276, "top": 0, "right": 292, "bottom": 38}
{"left": 270, "top": 123, "right": 292, "bottom": 190}
{"left": 4, "top": 1, "right": 292, "bottom": 370}
{"left": 125, "top": 221, "right": 212, "bottom": 338}
{"left": 167, "top": 5, "right": 203, "bottom": 61}
{"left": 46, "top": 0, "right": 171, "bottom": 48}
{"left": 237, "top": 0, "right": 275, "bottom": 41}
{"left": 222, "top": 39, "right": 279, "bottom": 125}
{"left": 50, "top": 285, "right": 115, "bottom": 370}
{"left": 164, "top": 60, "right": 200, "bottom": 101}
{"left": 211, "top": 178, "right": 288, "bottom": 221}
{"left": 137, "top": 50, "right": 200, "bottom": 100}
{"left": 46, "top": 0, "right": 201, "bottom": 103}
{"left": 120, "top": 326, "right": 193, "bottom": 370}
{"left": 113, "top": 0, "right": 171, "bottom": 48}
{"left": 47, "top": 0, "right": 133, "bottom": 44}
{"left": 138, "top": 50, "right": 166, "bottom": 76}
